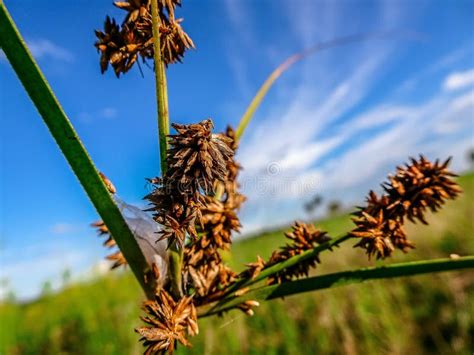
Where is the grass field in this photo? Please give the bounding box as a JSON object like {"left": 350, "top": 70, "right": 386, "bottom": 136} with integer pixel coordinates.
{"left": 1, "top": 173, "right": 473, "bottom": 354}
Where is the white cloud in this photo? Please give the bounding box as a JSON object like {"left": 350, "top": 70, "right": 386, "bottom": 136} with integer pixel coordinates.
{"left": 443, "top": 69, "right": 474, "bottom": 91}
{"left": 450, "top": 90, "right": 474, "bottom": 111}
{"left": 0, "top": 39, "right": 73, "bottom": 65}
{"left": 27, "top": 39, "right": 73, "bottom": 62}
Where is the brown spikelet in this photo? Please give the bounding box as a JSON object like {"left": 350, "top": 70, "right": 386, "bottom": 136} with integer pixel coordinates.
{"left": 94, "top": 0, "right": 193, "bottom": 76}
{"left": 146, "top": 119, "right": 234, "bottom": 247}
{"left": 94, "top": 17, "right": 140, "bottom": 77}
{"left": 106, "top": 250, "right": 128, "bottom": 269}
{"left": 136, "top": 290, "right": 198, "bottom": 354}
{"left": 197, "top": 196, "right": 241, "bottom": 250}
{"left": 384, "top": 156, "right": 461, "bottom": 224}
{"left": 267, "top": 222, "right": 331, "bottom": 284}
{"left": 167, "top": 120, "right": 234, "bottom": 194}
{"left": 351, "top": 156, "right": 460, "bottom": 259}
{"left": 91, "top": 221, "right": 129, "bottom": 269}
{"left": 185, "top": 254, "right": 237, "bottom": 304}
{"left": 240, "top": 255, "right": 266, "bottom": 280}
{"left": 99, "top": 172, "right": 117, "bottom": 194}
{"left": 237, "top": 300, "right": 260, "bottom": 316}
{"left": 350, "top": 192, "right": 407, "bottom": 259}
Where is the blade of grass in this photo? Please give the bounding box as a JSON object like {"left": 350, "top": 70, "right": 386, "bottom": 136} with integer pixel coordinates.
{"left": 200, "top": 256, "right": 474, "bottom": 317}
{"left": 0, "top": 2, "right": 154, "bottom": 298}
{"left": 235, "top": 30, "right": 422, "bottom": 141}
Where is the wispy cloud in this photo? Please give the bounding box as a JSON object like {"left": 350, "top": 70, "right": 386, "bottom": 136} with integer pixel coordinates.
{"left": 443, "top": 69, "right": 474, "bottom": 91}
{"left": 27, "top": 39, "right": 73, "bottom": 62}
{"left": 0, "top": 38, "right": 73, "bottom": 64}
{"left": 231, "top": 3, "right": 473, "bottom": 235}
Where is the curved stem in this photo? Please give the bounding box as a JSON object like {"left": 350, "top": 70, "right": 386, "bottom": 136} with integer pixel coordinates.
{"left": 235, "top": 30, "right": 423, "bottom": 142}
{"left": 200, "top": 256, "right": 474, "bottom": 317}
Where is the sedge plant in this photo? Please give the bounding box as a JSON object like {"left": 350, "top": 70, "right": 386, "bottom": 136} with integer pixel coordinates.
{"left": 1, "top": 1, "right": 473, "bottom": 354}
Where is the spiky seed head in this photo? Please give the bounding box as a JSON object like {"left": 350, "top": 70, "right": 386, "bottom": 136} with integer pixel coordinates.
{"left": 136, "top": 290, "right": 198, "bottom": 354}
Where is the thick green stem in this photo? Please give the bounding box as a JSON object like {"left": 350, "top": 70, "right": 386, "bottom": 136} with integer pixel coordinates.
{"left": 0, "top": 2, "right": 154, "bottom": 298}
{"left": 150, "top": 0, "right": 182, "bottom": 298}
{"left": 200, "top": 256, "right": 474, "bottom": 317}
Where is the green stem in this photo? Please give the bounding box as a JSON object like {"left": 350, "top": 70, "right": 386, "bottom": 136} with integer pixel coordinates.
{"left": 150, "top": 0, "right": 182, "bottom": 298}
{"left": 200, "top": 256, "right": 474, "bottom": 317}
{"left": 151, "top": 0, "right": 169, "bottom": 174}
{"left": 0, "top": 2, "right": 154, "bottom": 298}
{"left": 219, "top": 234, "right": 351, "bottom": 302}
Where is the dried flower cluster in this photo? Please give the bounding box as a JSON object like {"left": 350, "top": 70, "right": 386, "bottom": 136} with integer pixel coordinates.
{"left": 146, "top": 119, "right": 234, "bottom": 248}
{"left": 351, "top": 156, "right": 461, "bottom": 259}
{"left": 137, "top": 120, "right": 255, "bottom": 352}
{"left": 136, "top": 290, "right": 198, "bottom": 354}
{"left": 182, "top": 127, "right": 245, "bottom": 305}
{"left": 94, "top": 0, "right": 194, "bottom": 76}
{"left": 241, "top": 222, "right": 331, "bottom": 285}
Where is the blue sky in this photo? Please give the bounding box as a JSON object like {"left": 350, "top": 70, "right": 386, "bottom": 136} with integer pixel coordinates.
{"left": 1, "top": 0, "right": 473, "bottom": 300}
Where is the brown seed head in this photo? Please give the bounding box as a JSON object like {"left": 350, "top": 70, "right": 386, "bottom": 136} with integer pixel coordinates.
{"left": 167, "top": 119, "right": 234, "bottom": 194}
{"left": 136, "top": 290, "right": 198, "bottom": 354}
{"left": 384, "top": 156, "right": 461, "bottom": 224}
{"left": 146, "top": 119, "right": 234, "bottom": 247}
{"left": 267, "top": 222, "right": 331, "bottom": 284}
{"left": 351, "top": 156, "right": 460, "bottom": 259}
{"left": 95, "top": 0, "right": 193, "bottom": 76}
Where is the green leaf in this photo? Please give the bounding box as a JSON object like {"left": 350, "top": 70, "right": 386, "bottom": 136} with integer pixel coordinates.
{"left": 200, "top": 256, "right": 474, "bottom": 316}
{"left": 0, "top": 2, "right": 154, "bottom": 298}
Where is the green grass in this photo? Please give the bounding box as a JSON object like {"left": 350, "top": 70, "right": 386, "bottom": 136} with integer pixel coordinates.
{"left": 1, "top": 173, "right": 473, "bottom": 354}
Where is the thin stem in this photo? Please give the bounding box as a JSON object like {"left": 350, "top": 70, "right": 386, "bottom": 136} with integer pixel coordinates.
{"left": 0, "top": 3, "right": 154, "bottom": 298}
{"left": 151, "top": 0, "right": 169, "bottom": 174}
{"left": 150, "top": 0, "right": 182, "bottom": 298}
{"left": 235, "top": 30, "right": 423, "bottom": 142}
{"left": 220, "top": 234, "right": 351, "bottom": 301}
{"left": 200, "top": 256, "right": 474, "bottom": 317}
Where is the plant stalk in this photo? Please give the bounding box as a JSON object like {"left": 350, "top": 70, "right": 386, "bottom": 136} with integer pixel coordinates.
{"left": 218, "top": 234, "right": 352, "bottom": 303}
{"left": 0, "top": 2, "right": 154, "bottom": 298}
{"left": 151, "top": 0, "right": 170, "bottom": 174}
{"left": 200, "top": 256, "right": 474, "bottom": 317}
{"left": 150, "top": 0, "right": 182, "bottom": 298}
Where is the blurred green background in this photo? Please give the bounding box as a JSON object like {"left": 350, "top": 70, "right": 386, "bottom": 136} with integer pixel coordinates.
{"left": 1, "top": 173, "right": 473, "bottom": 355}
